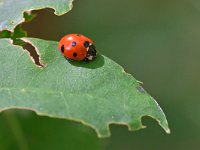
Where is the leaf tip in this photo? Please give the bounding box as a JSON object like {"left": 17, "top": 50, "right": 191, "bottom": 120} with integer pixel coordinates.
{"left": 159, "top": 119, "right": 171, "bottom": 134}
{"left": 165, "top": 128, "right": 171, "bottom": 134}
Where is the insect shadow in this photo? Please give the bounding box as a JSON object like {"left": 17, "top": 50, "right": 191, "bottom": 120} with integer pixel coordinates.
{"left": 68, "top": 54, "right": 105, "bottom": 69}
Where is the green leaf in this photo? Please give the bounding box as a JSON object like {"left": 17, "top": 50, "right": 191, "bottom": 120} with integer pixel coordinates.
{"left": 24, "top": 12, "right": 37, "bottom": 22}
{"left": 0, "top": 30, "right": 11, "bottom": 38}
{"left": 12, "top": 26, "right": 27, "bottom": 39}
{"left": 0, "top": 0, "right": 74, "bottom": 31}
{"left": 0, "top": 25, "right": 27, "bottom": 45}
{"left": 0, "top": 110, "right": 100, "bottom": 150}
{"left": 0, "top": 25, "right": 27, "bottom": 39}
{"left": 0, "top": 38, "right": 170, "bottom": 137}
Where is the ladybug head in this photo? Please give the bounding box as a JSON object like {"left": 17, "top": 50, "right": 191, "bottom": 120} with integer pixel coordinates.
{"left": 86, "top": 44, "right": 97, "bottom": 61}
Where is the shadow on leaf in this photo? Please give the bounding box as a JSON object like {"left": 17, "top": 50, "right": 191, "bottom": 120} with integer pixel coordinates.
{"left": 69, "top": 54, "right": 105, "bottom": 69}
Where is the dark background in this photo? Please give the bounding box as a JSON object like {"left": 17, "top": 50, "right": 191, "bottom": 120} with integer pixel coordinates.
{"left": 1, "top": 0, "right": 200, "bottom": 149}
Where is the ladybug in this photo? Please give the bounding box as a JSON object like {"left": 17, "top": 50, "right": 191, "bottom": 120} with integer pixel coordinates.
{"left": 58, "top": 34, "right": 97, "bottom": 61}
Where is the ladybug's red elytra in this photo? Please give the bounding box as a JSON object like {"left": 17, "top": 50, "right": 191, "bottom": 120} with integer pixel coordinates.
{"left": 58, "top": 34, "right": 97, "bottom": 61}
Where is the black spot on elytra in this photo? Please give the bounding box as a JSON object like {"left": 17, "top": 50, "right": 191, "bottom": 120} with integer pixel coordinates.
{"left": 84, "top": 41, "right": 90, "bottom": 48}
{"left": 72, "top": 41, "right": 76, "bottom": 47}
{"left": 73, "top": 52, "right": 77, "bottom": 57}
{"left": 61, "top": 45, "right": 64, "bottom": 53}
{"left": 77, "top": 34, "right": 82, "bottom": 36}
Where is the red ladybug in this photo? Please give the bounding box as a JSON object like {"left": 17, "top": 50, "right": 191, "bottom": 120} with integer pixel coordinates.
{"left": 58, "top": 34, "right": 97, "bottom": 61}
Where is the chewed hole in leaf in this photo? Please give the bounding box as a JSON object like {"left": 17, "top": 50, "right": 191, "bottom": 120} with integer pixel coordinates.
{"left": 44, "top": 8, "right": 55, "bottom": 14}
{"left": 21, "top": 40, "right": 44, "bottom": 67}
{"left": 22, "top": 9, "right": 64, "bottom": 40}
{"left": 10, "top": 38, "right": 44, "bottom": 67}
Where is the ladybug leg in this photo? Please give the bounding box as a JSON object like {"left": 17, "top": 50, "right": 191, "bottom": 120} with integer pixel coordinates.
{"left": 84, "top": 57, "right": 89, "bottom": 62}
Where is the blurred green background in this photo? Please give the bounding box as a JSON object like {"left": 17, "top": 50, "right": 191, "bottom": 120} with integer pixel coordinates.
{"left": 1, "top": 0, "right": 200, "bottom": 149}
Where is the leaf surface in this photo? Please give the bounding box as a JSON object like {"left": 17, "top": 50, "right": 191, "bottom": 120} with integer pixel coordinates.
{"left": 0, "top": 38, "right": 170, "bottom": 137}
{"left": 0, "top": 0, "right": 73, "bottom": 31}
